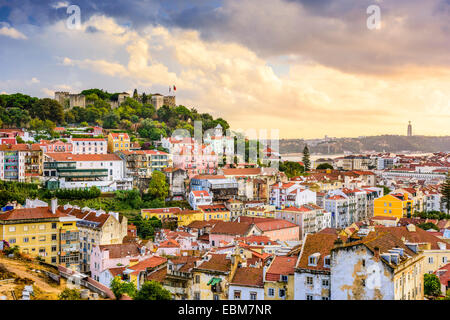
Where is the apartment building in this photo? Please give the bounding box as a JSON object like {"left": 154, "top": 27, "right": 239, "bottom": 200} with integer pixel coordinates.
{"left": 0, "top": 144, "right": 43, "bottom": 183}
{"left": 107, "top": 132, "right": 130, "bottom": 153}
{"left": 43, "top": 153, "right": 132, "bottom": 191}
{"left": 71, "top": 138, "right": 107, "bottom": 154}
{"left": 0, "top": 199, "right": 81, "bottom": 271}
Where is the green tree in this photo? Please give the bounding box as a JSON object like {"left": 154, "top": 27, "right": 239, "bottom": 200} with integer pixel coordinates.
{"left": 134, "top": 281, "right": 171, "bottom": 300}
{"left": 417, "top": 222, "right": 439, "bottom": 231}
{"left": 110, "top": 276, "right": 137, "bottom": 300}
{"left": 424, "top": 273, "right": 441, "bottom": 297}
{"left": 316, "top": 163, "right": 333, "bottom": 170}
{"left": 148, "top": 171, "right": 169, "bottom": 201}
{"left": 31, "top": 98, "right": 64, "bottom": 124}
{"left": 302, "top": 145, "right": 311, "bottom": 172}
{"left": 58, "top": 288, "right": 82, "bottom": 300}
{"left": 441, "top": 173, "right": 450, "bottom": 214}
{"left": 133, "top": 89, "right": 139, "bottom": 100}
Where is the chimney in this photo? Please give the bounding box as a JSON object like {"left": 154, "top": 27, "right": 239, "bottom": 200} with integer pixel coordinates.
{"left": 51, "top": 198, "right": 57, "bottom": 214}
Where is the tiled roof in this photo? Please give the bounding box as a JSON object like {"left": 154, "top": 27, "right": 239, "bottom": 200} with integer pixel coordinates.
{"left": 230, "top": 267, "right": 264, "bottom": 287}
{"left": 0, "top": 206, "right": 70, "bottom": 221}
{"left": 71, "top": 138, "right": 106, "bottom": 141}
{"left": 45, "top": 153, "right": 121, "bottom": 161}
{"left": 198, "top": 204, "right": 228, "bottom": 212}
{"left": 222, "top": 168, "right": 261, "bottom": 176}
{"left": 141, "top": 207, "right": 182, "bottom": 215}
{"left": 98, "top": 243, "right": 142, "bottom": 259}
{"left": 252, "top": 219, "right": 298, "bottom": 232}
{"left": 210, "top": 222, "right": 253, "bottom": 236}
{"left": 129, "top": 256, "right": 167, "bottom": 275}
{"left": 265, "top": 256, "right": 296, "bottom": 281}
{"left": 146, "top": 266, "right": 167, "bottom": 283}
{"left": 375, "top": 226, "right": 449, "bottom": 250}
{"left": 191, "top": 190, "right": 211, "bottom": 197}
{"left": 109, "top": 132, "right": 130, "bottom": 139}
{"left": 434, "top": 263, "right": 450, "bottom": 287}
{"left": 196, "top": 254, "right": 231, "bottom": 273}
{"left": 296, "top": 233, "right": 337, "bottom": 271}
{"left": 158, "top": 239, "right": 180, "bottom": 248}
{"left": 191, "top": 175, "right": 226, "bottom": 180}
{"left": 0, "top": 143, "right": 41, "bottom": 151}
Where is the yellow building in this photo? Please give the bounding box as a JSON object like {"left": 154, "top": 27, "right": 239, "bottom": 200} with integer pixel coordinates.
{"left": 0, "top": 200, "right": 81, "bottom": 271}
{"left": 191, "top": 253, "right": 232, "bottom": 300}
{"left": 245, "top": 206, "right": 275, "bottom": 218}
{"left": 108, "top": 132, "right": 130, "bottom": 153}
{"left": 374, "top": 193, "right": 414, "bottom": 219}
{"left": 264, "top": 255, "right": 296, "bottom": 300}
{"left": 141, "top": 207, "right": 204, "bottom": 226}
{"left": 198, "top": 204, "right": 231, "bottom": 222}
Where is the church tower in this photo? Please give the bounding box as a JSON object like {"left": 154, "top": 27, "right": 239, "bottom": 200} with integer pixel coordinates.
{"left": 407, "top": 121, "right": 412, "bottom": 137}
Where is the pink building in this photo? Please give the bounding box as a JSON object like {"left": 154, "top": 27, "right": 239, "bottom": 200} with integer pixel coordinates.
{"left": 90, "top": 243, "right": 152, "bottom": 282}
{"left": 238, "top": 216, "right": 300, "bottom": 242}
{"left": 209, "top": 221, "right": 257, "bottom": 247}
{"left": 155, "top": 239, "right": 181, "bottom": 255}
{"left": 39, "top": 140, "right": 73, "bottom": 153}
{"left": 172, "top": 143, "right": 218, "bottom": 178}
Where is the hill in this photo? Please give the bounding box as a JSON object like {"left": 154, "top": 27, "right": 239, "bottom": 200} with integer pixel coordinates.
{"left": 280, "top": 135, "right": 450, "bottom": 154}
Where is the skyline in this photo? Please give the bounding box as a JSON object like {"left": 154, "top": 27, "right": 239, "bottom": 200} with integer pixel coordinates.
{"left": 1, "top": 0, "right": 450, "bottom": 138}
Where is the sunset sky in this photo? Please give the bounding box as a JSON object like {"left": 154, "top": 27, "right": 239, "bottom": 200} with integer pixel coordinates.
{"left": 0, "top": 0, "right": 449, "bottom": 139}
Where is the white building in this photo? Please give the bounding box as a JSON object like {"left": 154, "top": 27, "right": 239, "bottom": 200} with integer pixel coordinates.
{"left": 269, "top": 182, "right": 316, "bottom": 209}
{"left": 188, "top": 190, "right": 213, "bottom": 210}
{"left": 43, "top": 153, "right": 132, "bottom": 191}
{"left": 228, "top": 267, "right": 264, "bottom": 300}
{"left": 71, "top": 138, "right": 107, "bottom": 154}
{"left": 203, "top": 124, "right": 234, "bottom": 158}
{"left": 294, "top": 232, "right": 336, "bottom": 300}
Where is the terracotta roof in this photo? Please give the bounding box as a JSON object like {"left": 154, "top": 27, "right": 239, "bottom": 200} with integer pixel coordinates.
{"left": 230, "top": 267, "right": 264, "bottom": 287}
{"left": 71, "top": 138, "right": 106, "bottom": 141}
{"left": 265, "top": 256, "right": 296, "bottom": 281}
{"left": 146, "top": 266, "right": 167, "bottom": 283}
{"left": 210, "top": 222, "right": 253, "bottom": 236}
{"left": 196, "top": 254, "right": 231, "bottom": 273}
{"left": 108, "top": 266, "right": 126, "bottom": 277}
{"left": 191, "top": 190, "right": 211, "bottom": 197}
{"left": 158, "top": 239, "right": 180, "bottom": 248}
{"left": 191, "top": 175, "right": 226, "bottom": 180}
{"left": 109, "top": 132, "right": 130, "bottom": 139}
{"left": 0, "top": 143, "right": 41, "bottom": 151}
{"left": 434, "top": 263, "right": 450, "bottom": 287}
{"left": 130, "top": 256, "right": 167, "bottom": 275}
{"left": 252, "top": 219, "right": 298, "bottom": 232}
{"left": 375, "top": 226, "right": 449, "bottom": 250}
{"left": 222, "top": 168, "right": 261, "bottom": 176}
{"left": 45, "top": 153, "right": 121, "bottom": 161}
{"left": 0, "top": 206, "right": 69, "bottom": 221}
{"left": 141, "top": 207, "right": 182, "bottom": 215}
{"left": 198, "top": 204, "right": 228, "bottom": 212}
{"left": 296, "top": 233, "right": 338, "bottom": 271}
{"left": 98, "top": 243, "right": 142, "bottom": 259}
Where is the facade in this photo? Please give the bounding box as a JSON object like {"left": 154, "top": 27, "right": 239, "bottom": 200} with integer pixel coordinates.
{"left": 43, "top": 153, "right": 132, "bottom": 191}
{"left": 58, "top": 204, "right": 128, "bottom": 273}
{"left": 0, "top": 144, "right": 43, "bottom": 183}
{"left": 107, "top": 132, "right": 130, "bottom": 153}
{"left": 330, "top": 232, "right": 425, "bottom": 300}
{"left": 294, "top": 232, "right": 337, "bottom": 300}
{"left": 164, "top": 167, "right": 188, "bottom": 200}
{"left": 374, "top": 194, "right": 414, "bottom": 219}
{"left": 229, "top": 267, "right": 264, "bottom": 300}
{"left": 39, "top": 140, "right": 73, "bottom": 153}
{"left": 0, "top": 199, "right": 81, "bottom": 271}
{"left": 269, "top": 182, "right": 316, "bottom": 209}
{"left": 264, "top": 256, "right": 296, "bottom": 300}
{"left": 71, "top": 138, "right": 107, "bottom": 154}
{"left": 189, "top": 190, "right": 213, "bottom": 210}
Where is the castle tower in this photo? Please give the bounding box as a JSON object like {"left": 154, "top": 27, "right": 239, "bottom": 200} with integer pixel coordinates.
{"left": 407, "top": 121, "right": 412, "bottom": 137}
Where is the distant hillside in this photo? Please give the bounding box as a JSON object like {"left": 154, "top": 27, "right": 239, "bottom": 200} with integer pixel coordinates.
{"left": 280, "top": 135, "right": 450, "bottom": 154}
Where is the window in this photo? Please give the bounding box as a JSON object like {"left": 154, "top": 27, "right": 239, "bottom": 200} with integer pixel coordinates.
{"left": 362, "top": 259, "right": 366, "bottom": 267}
{"left": 324, "top": 256, "right": 331, "bottom": 267}
{"left": 234, "top": 290, "right": 241, "bottom": 300}
{"left": 361, "top": 279, "right": 366, "bottom": 287}
{"left": 51, "top": 257, "right": 57, "bottom": 264}
{"left": 250, "top": 292, "right": 257, "bottom": 300}
{"left": 8, "top": 226, "right": 16, "bottom": 232}
{"left": 279, "top": 289, "right": 286, "bottom": 298}
{"left": 428, "top": 257, "right": 434, "bottom": 264}
{"left": 52, "top": 234, "right": 57, "bottom": 241}
{"left": 39, "top": 225, "right": 45, "bottom": 230}
{"left": 322, "top": 279, "right": 329, "bottom": 287}
{"left": 195, "top": 275, "right": 200, "bottom": 283}
{"left": 443, "top": 257, "right": 447, "bottom": 264}
{"left": 306, "top": 277, "right": 313, "bottom": 285}
{"left": 268, "top": 288, "right": 275, "bottom": 297}
{"left": 322, "top": 296, "right": 329, "bottom": 300}
{"left": 23, "top": 237, "right": 29, "bottom": 243}
{"left": 306, "top": 295, "right": 314, "bottom": 300}
{"left": 23, "top": 226, "right": 29, "bottom": 231}
{"left": 281, "top": 275, "right": 288, "bottom": 282}
{"left": 9, "top": 238, "right": 16, "bottom": 244}
{"left": 213, "top": 294, "right": 219, "bottom": 301}
{"left": 52, "top": 223, "right": 57, "bottom": 229}
{"left": 39, "top": 236, "right": 46, "bottom": 242}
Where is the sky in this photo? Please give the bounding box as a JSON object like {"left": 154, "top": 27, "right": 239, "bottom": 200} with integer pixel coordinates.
{"left": 0, "top": 0, "right": 449, "bottom": 139}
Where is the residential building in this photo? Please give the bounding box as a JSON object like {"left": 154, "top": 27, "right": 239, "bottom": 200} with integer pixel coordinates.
{"left": 294, "top": 232, "right": 337, "bottom": 300}
{"left": 164, "top": 167, "right": 188, "bottom": 200}
{"left": 229, "top": 267, "right": 264, "bottom": 300}
{"left": 198, "top": 204, "right": 231, "bottom": 222}
{"left": 0, "top": 144, "right": 43, "bottom": 183}
{"left": 269, "top": 182, "right": 316, "bottom": 209}
{"left": 189, "top": 190, "right": 213, "bottom": 210}
{"left": 43, "top": 153, "right": 132, "bottom": 191}
{"left": 330, "top": 231, "right": 425, "bottom": 300}
{"left": 374, "top": 193, "right": 414, "bottom": 219}
{"left": 0, "top": 199, "right": 81, "bottom": 271}
{"left": 39, "top": 140, "right": 73, "bottom": 153}
{"left": 71, "top": 138, "right": 107, "bottom": 154}
{"left": 209, "top": 221, "right": 259, "bottom": 247}
{"left": 264, "top": 255, "right": 296, "bottom": 300}
{"left": 107, "top": 132, "right": 130, "bottom": 153}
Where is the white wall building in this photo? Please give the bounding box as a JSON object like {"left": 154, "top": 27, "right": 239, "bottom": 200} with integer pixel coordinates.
{"left": 71, "top": 138, "right": 107, "bottom": 154}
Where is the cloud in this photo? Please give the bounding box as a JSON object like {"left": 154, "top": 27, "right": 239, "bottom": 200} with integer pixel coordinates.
{"left": 51, "top": 1, "right": 69, "bottom": 9}
{"left": 0, "top": 23, "right": 27, "bottom": 39}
